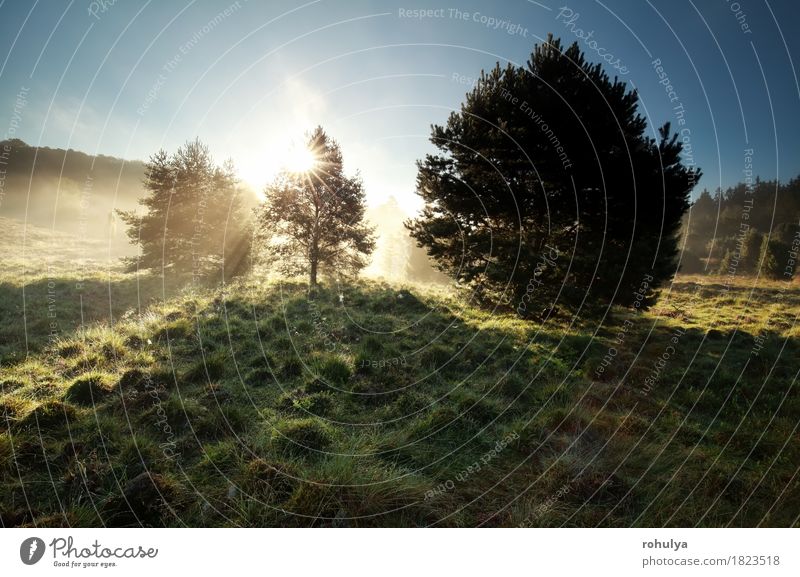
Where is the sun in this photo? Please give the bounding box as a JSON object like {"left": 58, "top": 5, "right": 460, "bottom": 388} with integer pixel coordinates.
{"left": 284, "top": 144, "right": 318, "bottom": 174}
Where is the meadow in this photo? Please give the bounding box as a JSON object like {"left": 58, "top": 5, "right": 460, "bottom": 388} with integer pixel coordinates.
{"left": 0, "top": 222, "right": 798, "bottom": 527}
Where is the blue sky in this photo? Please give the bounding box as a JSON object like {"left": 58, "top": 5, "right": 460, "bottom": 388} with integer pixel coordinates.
{"left": 1, "top": 0, "right": 798, "bottom": 212}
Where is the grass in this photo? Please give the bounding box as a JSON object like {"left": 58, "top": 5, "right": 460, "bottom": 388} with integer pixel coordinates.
{"left": 0, "top": 265, "right": 798, "bottom": 527}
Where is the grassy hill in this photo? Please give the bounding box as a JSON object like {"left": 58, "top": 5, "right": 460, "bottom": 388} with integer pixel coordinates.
{"left": 1, "top": 268, "right": 798, "bottom": 527}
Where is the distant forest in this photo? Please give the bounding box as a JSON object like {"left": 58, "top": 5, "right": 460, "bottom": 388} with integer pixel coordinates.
{"left": 4, "top": 139, "right": 798, "bottom": 281}
{"left": 681, "top": 176, "right": 800, "bottom": 278}
{"left": 0, "top": 139, "right": 145, "bottom": 255}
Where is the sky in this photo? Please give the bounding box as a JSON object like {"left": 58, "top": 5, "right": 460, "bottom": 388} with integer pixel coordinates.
{"left": 1, "top": 0, "right": 799, "bottom": 214}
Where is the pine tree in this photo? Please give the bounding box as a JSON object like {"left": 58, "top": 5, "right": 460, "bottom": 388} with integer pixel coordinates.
{"left": 117, "top": 139, "right": 251, "bottom": 280}
{"left": 740, "top": 228, "right": 763, "bottom": 274}
{"left": 256, "top": 127, "right": 375, "bottom": 286}
{"left": 758, "top": 236, "right": 788, "bottom": 279}
{"left": 406, "top": 35, "right": 700, "bottom": 313}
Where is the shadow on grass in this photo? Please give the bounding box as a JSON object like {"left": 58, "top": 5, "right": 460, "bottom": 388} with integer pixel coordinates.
{"left": 0, "top": 272, "right": 192, "bottom": 363}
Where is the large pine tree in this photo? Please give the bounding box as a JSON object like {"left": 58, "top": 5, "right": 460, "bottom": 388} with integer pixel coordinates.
{"left": 407, "top": 35, "right": 700, "bottom": 314}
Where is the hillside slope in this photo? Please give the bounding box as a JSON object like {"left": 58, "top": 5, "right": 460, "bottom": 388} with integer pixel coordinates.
{"left": 1, "top": 276, "right": 798, "bottom": 527}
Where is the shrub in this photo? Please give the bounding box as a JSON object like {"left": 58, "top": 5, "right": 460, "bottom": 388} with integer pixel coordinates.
{"left": 759, "top": 237, "right": 790, "bottom": 279}
{"left": 276, "top": 389, "right": 306, "bottom": 411}
{"left": 104, "top": 471, "right": 180, "bottom": 526}
{"left": 154, "top": 318, "right": 195, "bottom": 342}
{"left": 0, "top": 377, "right": 27, "bottom": 393}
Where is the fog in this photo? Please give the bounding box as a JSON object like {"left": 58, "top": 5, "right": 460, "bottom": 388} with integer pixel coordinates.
{"left": 0, "top": 139, "right": 145, "bottom": 258}
{"left": 364, "top": 196, "right": 449, "bottom": 285}
{"left": 0, "top": 139, "right": 445, "bottom": 282}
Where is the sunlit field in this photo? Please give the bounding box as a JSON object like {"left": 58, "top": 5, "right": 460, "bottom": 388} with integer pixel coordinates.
{"left": 2, "top": 226, "right": 797, "bottom": 527}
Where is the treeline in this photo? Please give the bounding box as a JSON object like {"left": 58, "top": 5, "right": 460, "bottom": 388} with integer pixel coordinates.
{"left": 0, "top": 139, "right": 145, "bottom": 250}
{"left": 681, "top": 177, "right": 800, "bottom": 278}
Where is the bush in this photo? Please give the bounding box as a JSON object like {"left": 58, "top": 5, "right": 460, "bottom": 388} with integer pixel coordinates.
{"left": 244, "top": 366, "right": 274, "bottom": 387}
{"left": 104, "top": 471, "right": 180, "bottom": 526}
{"left": 406, "top": 35, "right": 699, "bottom": 313}
{"left": 679, "top": 250, "right": 705, "bottom": 274}
{"left": 154, "top": 318, "right": 195, "bottom": 342}
{"left": 421, "top": 344, "right": 452, "bottom": 370}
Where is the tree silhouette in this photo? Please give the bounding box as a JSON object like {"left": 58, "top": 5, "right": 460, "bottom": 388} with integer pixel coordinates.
{"left": 256, "top": 127, "right": 375, "bottom": 286}
{"left": 117, "top": 139, "right": 251, "bottom": 279}
{"left": 407, "top": 35, "right": 700, "bottom": 312}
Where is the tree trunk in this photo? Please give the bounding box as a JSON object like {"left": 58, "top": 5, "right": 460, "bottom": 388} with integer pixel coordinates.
{"left": 310, "top": 258, "right": 318, "bottom": 286}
